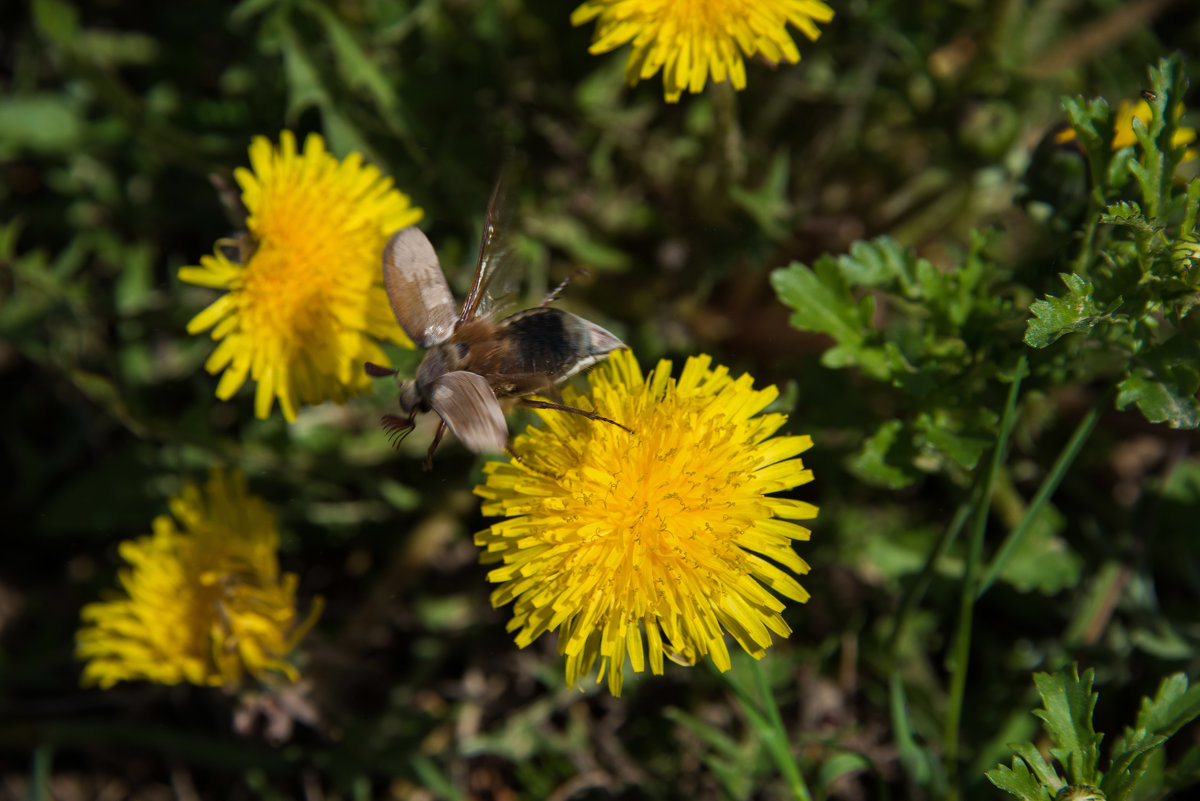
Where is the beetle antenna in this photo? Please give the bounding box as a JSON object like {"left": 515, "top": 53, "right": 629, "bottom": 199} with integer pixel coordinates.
{"left": 365, "top": 362, "right": 399, "bottom": 378}
{"left": 540, "top": 268, "right": 591, "bottom": 307}
{"left": 381, "top": 414, "right": 415, "bottom": 447}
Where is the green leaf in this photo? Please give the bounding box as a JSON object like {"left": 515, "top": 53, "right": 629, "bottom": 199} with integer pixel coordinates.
{"left": 835, "top": 236, "right": 925, "bottom": 294}
{"left": 1099, "top": 201, "right": 1153, "bottom": 234}
{"left": 996, "top": 505, "right": 1082, "bottom": 595}
{"left": 852, "top": 420, "right": 919, "bottom": 489}
{"left": 1102, "top": 728, "right": 1167, "bottom": 801}
{"left": 31, "top": 0, "right": 80, "bottom": 49}
{"left": 277, "top": 17, "right": 329, "bottom": 122}
{"left": 1128, "top": 55, "right": 1189, "bottom": 221}
{"left": 300, "top": 0, "right": 410, "bottom": 143}
{"left": 1115, "top": 336, "right": 1200, "bottom": 428}
{"left": 1025, "top": 273, "right": 1110, "bottom": 348}
{"left": 1062, "top": 95, "right": 1115, "bottom": 197}
{"left": 0, "top": 95, "right": 85, "bottom": 154}
{"left": 1032, "top": 666, "right": 1102, "bottom": 786}
{"left": 771, "top": 256, "right": 871, "bottom": 349}
{"left": 525, "top": 214, "right": 630, "bottom": 272}
{"left": 986, "top": 757, "right": 1055, "bottom": 801}
{"left": 730, "top": 150, "right": 792, "bottom": 240}
{"left": 664, "top": 707, "right": 759, "bottom": 799}
{"left": 916, "top": 418, "right": 991, "bottom": 471}
{"left": 1133, "top": 673, "right": 1200, "bottom": 741}
{"left": 1012, "top": 741, "right": 1065, "bottom": 791}
{"left": 818, "top": 752, "right": 871, "bottom": 791}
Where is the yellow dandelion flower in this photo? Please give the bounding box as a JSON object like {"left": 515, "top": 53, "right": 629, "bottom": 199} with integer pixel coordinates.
{"left": 474, "top": 350, "right": 817, "bottom": 696}
{"left": 1054, "top": 99, "right": 1197, "bottom": 160}
{"left": 571, "top": 0, "right": 834, "bottom": 102}
{"left": 179, "top": 131, "right": 423, "bottom": 421}
{"left": 77, "top": 469, "right": 323, "bottom": 689}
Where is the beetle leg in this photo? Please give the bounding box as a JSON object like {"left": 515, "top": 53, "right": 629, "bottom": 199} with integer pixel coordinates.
{"left": 518, "top": 398, "right": 633, "bottom": 434}
{"left": 423, "top": 419, "right": 448, "bottom": 471}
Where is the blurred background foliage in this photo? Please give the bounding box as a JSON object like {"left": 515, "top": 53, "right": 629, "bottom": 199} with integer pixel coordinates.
{"left": 3, "top": 0, "right": 1200, "bottom": 798}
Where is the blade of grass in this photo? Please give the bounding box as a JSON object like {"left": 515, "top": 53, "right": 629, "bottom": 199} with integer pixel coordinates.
{"left": 977, "top": 395, "right": 1104, "bottom": 598}
{"left": 887, "top": 497, "right": 974, "bottom": 654}
{"left": 31, "top": 744, "right": 52, "bottom": 801}
{"left": 719, "top": 659, "right": 813, "bottom": 801}
{"left": 944, "top": 355, "right": 1027, "bottom": 800}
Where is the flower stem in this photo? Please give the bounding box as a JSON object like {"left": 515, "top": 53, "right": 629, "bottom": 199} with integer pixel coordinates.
{"left": 943, "top": 355, "right": 1027, "bottom": 800}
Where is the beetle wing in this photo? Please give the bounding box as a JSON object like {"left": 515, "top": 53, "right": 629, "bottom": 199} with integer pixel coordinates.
{"left": 383, "top": 227, "right": 458, "bottom": 347}
{"left": 428, "top": 371, "right": 508, "bottom": 454}
{"left": 457, "top": 171, "right": 518, "bottom": 327}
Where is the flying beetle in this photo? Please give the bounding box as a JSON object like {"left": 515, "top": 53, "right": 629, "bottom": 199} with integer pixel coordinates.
{"left": 365, "top": 179, "right": 631, "bottom": 469}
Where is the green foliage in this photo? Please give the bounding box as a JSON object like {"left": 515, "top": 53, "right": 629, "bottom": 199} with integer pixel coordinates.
{"left": 1024, "top": 273, "right": 1110, "bottom": 348}
{"left": 772, "top": 233, "right": 1018, "bottom": 488}
{"left": 988, "top": 666, "right": 1200, "bottom": 801}
{"left": 1024, "top": 56, "right": 1200, "bottom": 429}
{"left": 6, "top": 0, "right": 1200, "bottom": 797}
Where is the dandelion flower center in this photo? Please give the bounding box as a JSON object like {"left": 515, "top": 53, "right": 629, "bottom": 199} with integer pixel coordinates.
{"left": 571, "top": 0, "right": 834, "bottom": 102}
{"left": 76, "top": 469, "right": 322, "bottom": 689}
{"left": 475, "top": 350, "right": 817, "bottom": 695}
{"left": 179, "top": 131, "right": 422, "bottom": 421}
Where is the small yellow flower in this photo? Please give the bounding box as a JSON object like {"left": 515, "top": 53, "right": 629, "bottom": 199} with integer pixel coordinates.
{"left": 474, "top": 350, "right": 817, "bottom": 696}
{"left": 77, "top": 469, "right": 322, "bottom": 689}
{"left": 571, "top": 0, "right": 834, "bottom": 102}
{"left": 180, "top": 131, "right": 423, "bottom": 421}
{"left": 1055, "top": 99, "right": 1197, "bottom": 160}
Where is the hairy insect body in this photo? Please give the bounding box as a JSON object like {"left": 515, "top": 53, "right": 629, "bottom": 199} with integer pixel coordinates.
{"left": 398, "top": 307, "right": 620, "bottom": 418}
{"left": 463, "top": 308, "right": 621, "bottom": 394}
{"left": 368, "top": 183, "right": 630, "bottom": 468}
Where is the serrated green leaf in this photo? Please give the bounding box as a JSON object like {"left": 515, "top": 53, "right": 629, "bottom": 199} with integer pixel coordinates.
{"left": 852, "top": 420, "right": 919, "bottom": 489}
{"left": 1134, "top": 674, "right": 1200, "bottom": 738}
{"left": 771, "top": 257, "right": 871, "bottom": 348}
{"left": 1062, "top": 95, "right": 1115, "bottom": 195}
{"left": 1013, "top": 742, "right": 1065, "bottom": 790}
{"left": 1116, "top": 337, "right": 1200, "bottom": 428}
{"left": 1100, "top": 201, "right": 1152, "bottom": 232}
{"left": 986, "top": 758, "right": 1055, "bottom": 801}
{"left": 1025, "top": 273, "right": 1108, "bottom": 347}
{"left": 1129, "top": 55, "right": 1189, "bottom": 220}
{"left": 1032, "top": 666, "right": 1101, "bottom": 786}
{"left": 835, "top": 236, "right": 924, "bottom": 294}
{"left": 1102, "top": 727, "right": 1167, "bottom": 801}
